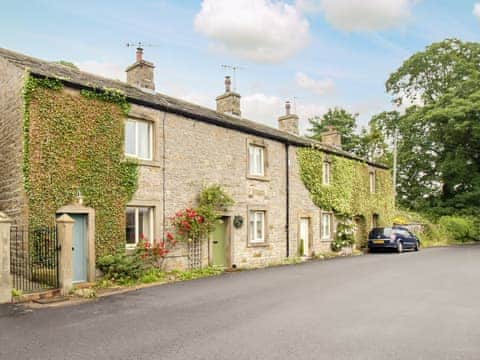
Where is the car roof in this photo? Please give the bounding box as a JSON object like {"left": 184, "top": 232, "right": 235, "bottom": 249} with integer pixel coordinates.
{"left": 369, "top": 226, "right": 409, "bottom": 232}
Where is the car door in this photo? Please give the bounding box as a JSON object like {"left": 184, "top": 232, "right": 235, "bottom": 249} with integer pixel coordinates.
{"left": 400, "top": 229, "right": 414, "bottom": 248}
{"left": 407, "top": 230, "right": 417, "bottom": 248}
{"left": 396, "top": 229, "right": 409, "bottom": 248}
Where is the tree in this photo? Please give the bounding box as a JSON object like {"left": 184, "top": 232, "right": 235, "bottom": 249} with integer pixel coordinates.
{"left": 307, "top": 107, "right": 360, "bottom": 152}
{"left": 355, "top": 121, "right": 392, "bottom": 166}
{"left": 386, "top": 38, "right": 480, "bottom": 106}
{"left": 382, "top": 39, "right": 480, "bottom": 215}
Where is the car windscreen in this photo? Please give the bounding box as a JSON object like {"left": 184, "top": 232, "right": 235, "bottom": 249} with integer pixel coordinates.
{"left": 368, "top": 227, "right": 392, "bottom": 239}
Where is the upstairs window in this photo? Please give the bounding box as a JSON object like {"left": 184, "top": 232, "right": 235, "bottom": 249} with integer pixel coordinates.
{"left": 249, "top": 210, "right": 266, "bottom": 244}
{"left": 125, "top": 119, "right": 152, "bottom": 160}
{"left": 369, "top": 171, "right": 376, "bottom": 193}
{"left": 322, "top": 161, "right": 331, "bottom": 185}
{"left": 248, "top": 145, "right": 265, "bottom": 177}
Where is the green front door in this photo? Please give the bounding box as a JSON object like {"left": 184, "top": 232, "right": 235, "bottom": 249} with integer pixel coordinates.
{"left": 211, "top": 218, "right": 227, "bottom": 267}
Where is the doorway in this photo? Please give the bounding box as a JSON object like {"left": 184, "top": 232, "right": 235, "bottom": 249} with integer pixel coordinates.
{"left": 299, "top": 218, "right": 310, "bottom": 257}
{"left": 71, "top": 214, "right": 88, "bottom": 283}
{"left": 211, "top": 217, "right": 229, "bottom": 267}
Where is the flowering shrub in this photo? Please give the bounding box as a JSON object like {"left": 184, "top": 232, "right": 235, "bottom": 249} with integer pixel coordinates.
{"left": 97, "top": 236, "right": 177, "bottom": 284}
{"left": 170, "top": 185, "right": 234, "bottom": 242}
{"left": 135, "top": 235, "right": 177, "bottom": 269}
{"left": 170, "top": 208, "right": 207, "bottom": 241}
{"left": 331, "top": 217, "right": 355, "bottom": 252}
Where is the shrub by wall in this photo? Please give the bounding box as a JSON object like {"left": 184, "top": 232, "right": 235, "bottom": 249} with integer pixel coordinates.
{"left": 23, "top": 76, "right": 138, "bottom": 257}
{"left": 438, "top": 216, "right": 478, "bottom": 242}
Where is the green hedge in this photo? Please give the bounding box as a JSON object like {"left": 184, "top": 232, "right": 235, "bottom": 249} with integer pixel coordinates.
{"left": 438, "top": 216, "right": 478, "bottom": 242}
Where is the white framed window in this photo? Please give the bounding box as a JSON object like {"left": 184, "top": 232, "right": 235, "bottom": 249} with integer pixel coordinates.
{"left": 321, "top": 213, "right": 332, "bottom": 240}
{"left": 369, "top": 171, "right": 376, "bottom": 193}
{"left": 248, "top": 145, "right": 265, "bottom": 177}
{"left": 249, "top": 210, "right": 266, "bottom": 244}
{"left": 126, "top": 206, "right": 154, "bottom": 247}
{"left": 125, "top": 119, "right": 152, "bottom": 160}
{"left": 322, "top": 161, "right": 330, "bottom": 185}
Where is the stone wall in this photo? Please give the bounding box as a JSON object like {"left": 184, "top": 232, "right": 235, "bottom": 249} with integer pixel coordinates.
{"left": 162, "top": 111, "right": 287, "bottom": 268}
{"left": 0, "top": 58, "right": 27, "bottom": 225}
{"left": 127, "top": 103, "right": 336, "bottom": 268}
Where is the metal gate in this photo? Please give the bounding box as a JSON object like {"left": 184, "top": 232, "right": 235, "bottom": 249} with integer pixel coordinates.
{"left": 10, "top": 226, "right": 59, "bottom": 293}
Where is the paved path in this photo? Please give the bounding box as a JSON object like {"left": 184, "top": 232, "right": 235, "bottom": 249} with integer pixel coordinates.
{"left": 1, "top": 246, "right": 479, "bottom": 359}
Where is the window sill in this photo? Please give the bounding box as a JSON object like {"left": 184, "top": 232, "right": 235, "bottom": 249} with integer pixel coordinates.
{"left": 123, "top": 157, "right": 162, "bottom": 168}
{"left": 136, "top": 159, "right": 162, "bottom": 168}
{"left": 247, "top": 242, "right": 269, "bottom": 248}
{"left": 246, "top": 175, "right": 270, "bottom": 182}
{"left": 125, "top": 247, "right": 136, "bottom": 255}
{"left": 320, "top": 238, "right": 332, "bottom": 242}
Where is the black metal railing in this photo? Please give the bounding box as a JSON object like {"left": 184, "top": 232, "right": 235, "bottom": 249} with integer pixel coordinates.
{"left": 10, "top": 226, "right": 59, "bottom": 294}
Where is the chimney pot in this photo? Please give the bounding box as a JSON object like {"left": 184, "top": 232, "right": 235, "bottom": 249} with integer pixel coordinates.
{"left": 136, "top": 47, "right": 143, "bottom": 62}
{"left": 225, "top": 76, "right": 231, "bottom": 93}
{"left": 216, "top": 76, "right": 241, "bottom": 116}
{"left": 126, "top": 47, "right": 155, "bottom": 91}
{"left": 278, "top": 101, "right": 299, "bottom": 135}
{"left": 285, "top": 101, "right": 291, "bottom": 116}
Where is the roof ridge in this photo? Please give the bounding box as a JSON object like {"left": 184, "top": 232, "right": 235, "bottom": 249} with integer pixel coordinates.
{"left": 0, "top": 47, "right": 388, "bottom": 169}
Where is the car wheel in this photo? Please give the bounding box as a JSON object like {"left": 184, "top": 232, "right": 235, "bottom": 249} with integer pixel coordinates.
{"left": 397, "top": 241, "right": 403, "bottom": 253}
{"left": 414, "top": 241, "right": 420, "bottom": 251}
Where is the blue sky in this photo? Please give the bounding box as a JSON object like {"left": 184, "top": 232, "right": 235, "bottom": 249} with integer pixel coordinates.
{"left": 1, "top": 0, "right": 479, "bottom": 133}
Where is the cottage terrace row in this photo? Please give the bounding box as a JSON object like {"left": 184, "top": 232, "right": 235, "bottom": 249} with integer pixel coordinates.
{"left": 0, "top": 46, "right": 393, "bottom": 283}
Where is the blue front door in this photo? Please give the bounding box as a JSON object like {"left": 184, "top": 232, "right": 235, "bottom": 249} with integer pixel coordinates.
{"left": 71, "top": 214, "right": 87, "bottom": 283}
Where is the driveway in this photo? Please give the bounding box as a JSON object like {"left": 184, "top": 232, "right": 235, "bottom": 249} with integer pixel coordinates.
{"left": 1, "top": 246, "right": 479, "bottom": 359}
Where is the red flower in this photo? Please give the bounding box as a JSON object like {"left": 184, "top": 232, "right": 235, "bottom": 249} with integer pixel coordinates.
{"left": 166, "top": 232, "right": 174, "bottom": 241}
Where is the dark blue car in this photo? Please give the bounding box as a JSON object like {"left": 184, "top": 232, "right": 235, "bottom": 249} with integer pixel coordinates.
{"left": 368, "top": 227, "right": 420, "bottom": 253}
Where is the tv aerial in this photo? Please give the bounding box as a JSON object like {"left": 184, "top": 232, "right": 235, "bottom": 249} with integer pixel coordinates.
{"left": 221, "top": 64, "right": 245, "bottom": 92}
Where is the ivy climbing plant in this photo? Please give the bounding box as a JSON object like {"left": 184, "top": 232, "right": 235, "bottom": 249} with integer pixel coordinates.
{"left": 23, "top": 75, "right": 138, "bottom": 257}
{"left": 297, "top": 147, "right": 395, "bottom": 246}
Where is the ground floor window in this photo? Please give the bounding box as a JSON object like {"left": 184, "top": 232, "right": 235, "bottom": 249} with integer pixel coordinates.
{"left": 249, "top": 210, "right": 266, "bottom": 244}
{"left": 126, "top": 206, "right": 154, "bottom": 247}
{"left": 321, "top": 213, "right": 332, "bottom": 240}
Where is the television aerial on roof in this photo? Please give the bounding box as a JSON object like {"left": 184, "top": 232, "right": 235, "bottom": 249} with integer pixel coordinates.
{"left": 221, "top": 64, "right": 245, "bottom": 92}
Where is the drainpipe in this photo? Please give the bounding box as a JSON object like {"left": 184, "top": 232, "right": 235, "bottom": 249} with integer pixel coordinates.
{"left": 285, "top": 144, "right": 290, "bottom": 257}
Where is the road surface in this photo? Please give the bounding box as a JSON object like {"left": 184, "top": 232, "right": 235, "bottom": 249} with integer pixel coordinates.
{"left": 1, "top": 246, "right": 479, "bottom": 359}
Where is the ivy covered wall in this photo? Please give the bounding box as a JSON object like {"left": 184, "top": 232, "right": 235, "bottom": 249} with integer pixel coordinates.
{"left": 297, "top": 147, "right": 394, "bottom": 241}
{"left": 23, "top": 76, "right": 138, "bottom": 257}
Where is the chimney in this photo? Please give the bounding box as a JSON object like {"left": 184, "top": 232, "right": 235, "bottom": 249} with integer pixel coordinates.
{"left": 321, "top": 125, "right": 342, "bottom": 149}
{"left": 278, "top": 101, "right": 299, "bottom": 135}
{"left": 216, "top": 76, "right": 241, "bottom": 116}
{"left": 125, "top": 47, "right": 155, "bottom": 91}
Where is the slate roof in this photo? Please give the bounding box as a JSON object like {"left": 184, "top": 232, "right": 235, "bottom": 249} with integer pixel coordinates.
{"left": 0, "top": 47, "right": 388, "bottom": 169}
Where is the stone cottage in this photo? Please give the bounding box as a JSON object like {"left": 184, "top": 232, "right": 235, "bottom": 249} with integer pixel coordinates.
{"left": 0, "top": 47, "right": 393, "bottom": 284}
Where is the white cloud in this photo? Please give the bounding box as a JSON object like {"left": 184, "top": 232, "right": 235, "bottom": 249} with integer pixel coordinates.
{"left": 75, "top": 60, "right": 125, "bottom": 81}
{"left": 295, "top": 72, "right": 334, "bottom": 96}
{"left": 194, "top": 0, "right": 310, "bottom": 63}
{"left": 242, "top": 93, "right": 326, "bottom": 134}
{"left": 296, "top": 0, "right": 415, "bottom": 32}
{"left": 473, "top": 3, "right": 480, "bottom": 20}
